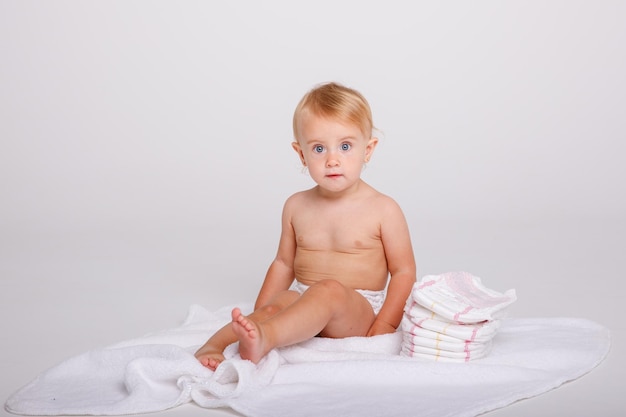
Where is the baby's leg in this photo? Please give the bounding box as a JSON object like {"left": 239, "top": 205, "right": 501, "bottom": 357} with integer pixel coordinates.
{"left": 195, "top": 291, "right": 298, "bottom": 370}
{"left": 232, "top": 279, "right": 376, "bottom": 363}
{"left": 231, "top": 307, "right": 269, "bottom": 364}
{"left": 194, "top": 324, "right": 233, "bottom": 370}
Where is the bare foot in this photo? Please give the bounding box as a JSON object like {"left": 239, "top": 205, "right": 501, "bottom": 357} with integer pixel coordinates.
{"left": 195, "top": 347, "right": 225, "bottom": 371}
{"left": 231, "top": 307, "right": 268, "bottom": 364}
{"left": 195, "top": 352, "right": 225, "bottom": 371}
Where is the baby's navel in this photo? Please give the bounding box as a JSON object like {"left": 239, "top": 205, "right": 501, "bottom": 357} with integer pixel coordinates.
{"left": 354, "top": 240, "right": 363, "bottom": 247}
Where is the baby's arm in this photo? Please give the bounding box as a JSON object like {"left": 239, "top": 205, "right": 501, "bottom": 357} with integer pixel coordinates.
{"left": 367, "top": 199, "right": 416, "bottom": 336}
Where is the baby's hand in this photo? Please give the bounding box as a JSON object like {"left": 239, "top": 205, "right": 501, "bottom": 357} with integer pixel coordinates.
{"left": 366, "top": 318, "right": 396, "bottom": 337}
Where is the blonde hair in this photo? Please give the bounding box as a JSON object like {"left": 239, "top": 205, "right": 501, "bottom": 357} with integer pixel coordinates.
{"left": 293, "top": 82, "right": 374, "bottom": 140}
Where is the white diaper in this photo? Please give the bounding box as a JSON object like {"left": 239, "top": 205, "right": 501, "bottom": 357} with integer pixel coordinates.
{"left": 290, "top": 280, "right": 385, "bottom": 315}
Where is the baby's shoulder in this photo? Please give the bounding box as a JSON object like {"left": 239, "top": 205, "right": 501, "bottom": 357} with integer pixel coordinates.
{"left": 283, "top": 189, "right": 313, "bottom": 210}
{"left": 285, "top": 189, "right": 310, "bottom": 202}
{"left": 365, "top": 186, "right": 401, "bottom": 208}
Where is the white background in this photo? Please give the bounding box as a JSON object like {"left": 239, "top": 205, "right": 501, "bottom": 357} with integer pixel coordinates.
{"left": 1, "top": 1, "right": 624, "bottom": 416}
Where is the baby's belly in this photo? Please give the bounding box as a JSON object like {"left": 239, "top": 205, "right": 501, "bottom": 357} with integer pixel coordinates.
{"left": 293, "top": 248, "right": 389, "bottom": 291}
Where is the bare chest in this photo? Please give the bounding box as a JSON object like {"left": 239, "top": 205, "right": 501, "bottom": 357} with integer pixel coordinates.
{"left": 293, "top": 209, "right": 382, "bottom": 252}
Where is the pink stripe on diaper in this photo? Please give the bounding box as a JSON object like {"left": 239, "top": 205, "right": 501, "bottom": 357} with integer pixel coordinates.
{"left": 469, "top": 326, "right": 478, "bottom": 342}
{"left": 464, "top": 341, "right": 471, "bottom": 362}
{"left": 454, "top": 305, "right": 474, "bottom": 322}
{"left": 418, "top": 280, "right": 437, "bottom": 290}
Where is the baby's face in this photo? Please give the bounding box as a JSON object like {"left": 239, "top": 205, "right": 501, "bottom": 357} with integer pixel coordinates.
{"left": 292, "top": 113, "right": 377, "bottom": 195}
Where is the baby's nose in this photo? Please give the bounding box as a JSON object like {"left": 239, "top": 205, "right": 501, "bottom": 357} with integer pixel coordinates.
{"left": 326, "top": 152, "right": 340, "bottom": 167}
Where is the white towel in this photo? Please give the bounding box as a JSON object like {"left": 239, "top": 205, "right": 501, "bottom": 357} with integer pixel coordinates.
{"left": 5, "top": 304, "right": 610, "bottom": 417}
{"left": 412, "top": 271, "right": 517, "bottom": 323}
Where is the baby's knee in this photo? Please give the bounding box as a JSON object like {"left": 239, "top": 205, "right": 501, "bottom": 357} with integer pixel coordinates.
{"left": 257, "top": 303, "right": 281, "bottom": 317}
{"left": 311, "top": 279, "right": 348, "bottom": 298}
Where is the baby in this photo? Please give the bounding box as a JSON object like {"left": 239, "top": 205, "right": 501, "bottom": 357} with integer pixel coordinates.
{"left": 195, "top": 82, "right": 416, "bottom": 369}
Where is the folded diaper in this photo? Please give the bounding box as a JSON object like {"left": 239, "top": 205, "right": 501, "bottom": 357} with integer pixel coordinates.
{"left": 401, "top": 272, "right": 516, "bottom": 362}
{"left": 401, "top": 317, "right": 463, "bottom": 342}
{"left": 412, "top": 271, "right": 516, "bottom": 323}
{"left": 404, "top": 301, "right": 456, "bottom": 323}
{"left": 402, "top": 304, "right": 502, "bottom": 343}
{"left": 402, "top": 332, "right": 487, "bottom": 353}
{"left": 400, "top": 340, "right": 492, "bottom": 362}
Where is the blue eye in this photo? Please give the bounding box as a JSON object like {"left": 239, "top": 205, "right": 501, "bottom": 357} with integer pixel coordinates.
{"left": 340, "top": 143, "right": 351, "bottom": 151}
{"left": 314, "top": 145, "right": 325, "bottom": 153}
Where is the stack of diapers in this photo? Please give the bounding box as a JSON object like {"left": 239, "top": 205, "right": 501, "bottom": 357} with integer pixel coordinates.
{"left": 401, "top": 271, "right": 517, "bottom": 362}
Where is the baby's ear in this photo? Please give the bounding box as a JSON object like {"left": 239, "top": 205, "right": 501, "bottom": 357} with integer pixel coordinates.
{"left": 292, "top": 141, "right": 306, "bottom": 166}
{"left": 365, "top": 137, "right": 379, "bottom": 162}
